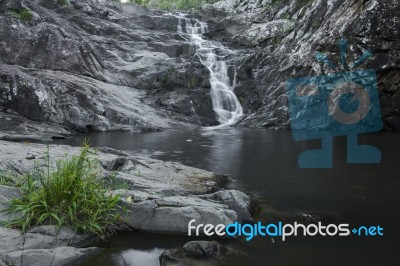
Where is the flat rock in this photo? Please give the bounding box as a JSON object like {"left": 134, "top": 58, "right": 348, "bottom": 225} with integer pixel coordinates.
{"left": 3, "top": 246, "right": 98, "bottom": 266}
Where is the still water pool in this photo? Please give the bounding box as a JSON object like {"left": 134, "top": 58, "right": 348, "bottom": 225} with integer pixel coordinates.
{"left": 55, "top": 129, "right": 400, "bottom": 266}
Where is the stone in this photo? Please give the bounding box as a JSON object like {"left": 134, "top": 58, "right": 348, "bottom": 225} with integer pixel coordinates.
{"left": 0, "top": 185, "right": 22, "bottom": 222}
{"left": 122, "top": 196, "right": 238, "bottom": 233}
{"left": 182, "top": 241, "right": 225, "bottom": 258}
{"left": 3, "top": 246, "right": 98, "bottom": 266}
{"left": 159, "top": 241, "right": 227, "bottom": 266}
{"left": 197, "top": 190, "right": 253, "bottom": 222}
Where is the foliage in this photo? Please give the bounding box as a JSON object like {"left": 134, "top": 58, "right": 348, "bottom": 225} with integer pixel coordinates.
{"left": 0, "top": 171, "right": 16, "bottom": 186}
{"left": 103, "top": 172, "right": 131, "bottom": 190}
{"left": 9, "top": 8, "right": 33, "bottom": 21}
{"left": 3, "top": 142, "right": 121, "bottom": 236}
{"left": 58, "top": 0, "right": 69, "bottom": 6}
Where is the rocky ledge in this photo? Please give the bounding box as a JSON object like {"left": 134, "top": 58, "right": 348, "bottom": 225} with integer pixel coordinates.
{"left": 0, "top": 0, "right": 219, "bottom": 140}
{"left": 0, "top": 140, "right": 254, "bottom": 265}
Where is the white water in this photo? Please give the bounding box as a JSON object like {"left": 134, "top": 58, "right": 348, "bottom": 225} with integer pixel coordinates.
{"left": 175, "top": 13, "right": 243, "bottom": 127}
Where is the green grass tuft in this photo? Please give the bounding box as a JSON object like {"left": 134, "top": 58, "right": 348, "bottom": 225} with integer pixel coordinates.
{"left": 9, "top": 8, "right": 33, "bottom": 21}
{"left": 0, "top": 171, "right": 16, "bottom": 186}
{"left": 3, "top": 142, "right": 121, "bottom": 236}
{"left": 58, "top": 0, "right": 69, "bottom": 6}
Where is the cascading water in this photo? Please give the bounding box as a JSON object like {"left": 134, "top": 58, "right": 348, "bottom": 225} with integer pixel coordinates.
{"left": 175, "top": 13, "right": 243, "bottom": 127}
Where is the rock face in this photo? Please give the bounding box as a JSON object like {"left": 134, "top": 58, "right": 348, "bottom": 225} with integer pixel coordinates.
{"left": 2, "top": 0, "right": 397, "bottom": 133}
{"left": 0, "top": 0, "right": 219, "bottom": 139}
{"left": 197, "top": 0, "right": 400, "bottom": 131}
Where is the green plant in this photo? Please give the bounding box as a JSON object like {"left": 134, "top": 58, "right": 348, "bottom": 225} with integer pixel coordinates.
{"left": 3, "top": 142, "right": 121, "bottom": 236}
{"left": 282, "top": 11, "right": 292, "bottom": 20}
{"left": 9, "top": 8, "right": 33, "bottom": 21}
{"left": 0, "top": 171, "right": 15, "bottom": 186}
{"left": 58, "top": 0, "right": 69, "bottom": 6}
{"left": 272, "top": 36, "right": 282, "bottom": 47}
{"left": 272, "top": 0, "right": 282, "bottom": 8}
{"left": 104, "top": 172, "right": 131, "bottom": 190}
{"left": 187, "top": 75, "right": 197, "bottom": 89}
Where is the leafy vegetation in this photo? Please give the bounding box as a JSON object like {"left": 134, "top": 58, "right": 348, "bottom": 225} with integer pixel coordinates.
{"left": 104, "top": 172, "right": 131, "bottom": 190}
{"left": 0, "top": 171, "right": 16, "bottom": 187}
{"left": 58, "top": 0, "right": 69, "bottom": 6}
{"left": 131, "top": 0, "right": 219, "bottom": 11}
{"left": 9, "top": 8, "right": 33, "bottom": 21}
{"left": 3, "top": 142, "right": 122, "bottom": 236}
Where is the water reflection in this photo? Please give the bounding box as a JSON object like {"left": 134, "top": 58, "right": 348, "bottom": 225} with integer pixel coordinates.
{"left": 56, "top": 129, "right": 400, "bottom": 266}
{"left": 113, "top": 248, "right": 164, "bottom": 266}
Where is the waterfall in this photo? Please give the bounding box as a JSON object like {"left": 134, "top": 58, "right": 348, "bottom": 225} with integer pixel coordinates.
{"left": 175, "top": 13, "right": 243, "bottom": 127}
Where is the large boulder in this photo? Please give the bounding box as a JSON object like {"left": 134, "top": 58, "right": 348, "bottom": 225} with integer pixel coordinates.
{"left": 121, "top": 196, "right": 239, "bottom": 233}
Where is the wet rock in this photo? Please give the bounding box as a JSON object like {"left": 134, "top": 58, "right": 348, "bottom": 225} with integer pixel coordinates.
{"left": 159, "top": 249, "right": 184, "bottom": 266}
{"left": 121, "top": 195, "right": 239, "bottom": 233}
{"left": 159, "top": 241, "right": 227, "bottom": 266}
{"left": 197, "top": 0, "right": 400, "bottom": 131}
{"left": 0, "top": 140, "right": 254, "bottom": 240}
{"left": 0, "top": 0, "right": 219, "bottom": 138}
{"left": 197, "top": 190, "right": 253, "bottom": 222}
{"left": 183, "top": 241, "right": 226, "bottom": 258}
{"left": 0, "top": 0, "right": 25, "bottom": 13}
{"left": 3, "top": 246, "right": 98, "bottom": 266}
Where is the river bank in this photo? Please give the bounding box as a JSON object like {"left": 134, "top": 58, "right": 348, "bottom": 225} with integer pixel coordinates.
{"left": 0, "top": 139, "right": 255, "bottom": 265}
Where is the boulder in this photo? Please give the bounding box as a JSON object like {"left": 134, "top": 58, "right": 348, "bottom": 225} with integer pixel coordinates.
{"left": 182, "top": 241, "right": 226, "bottom": 258}
{"left": 160, "top": 241, "right": 227, "bottom": 266}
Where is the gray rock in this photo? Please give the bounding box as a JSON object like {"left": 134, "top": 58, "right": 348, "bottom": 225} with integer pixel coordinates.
{"left": 183, "top": 241, "right": 225, "bottom": 258}
{"left": 0, "top": 0, "right": 220, "bottom": 138}
{"left": 0, "top": 227, "right": 24, "bottom": 256}
{"left": 0, "top": 185, "right": 21, "bottom": 222}
{"left": 121, "top": 196, "right": 238, "bottom": 233}
{"left": 197, "top": 190, "right": 253, "bottom": 222}
{"left": 197, "top": 0, "right": 400, "bottom": 131}
{"left": 0, "top": 226, "right": 94, "bottom": 258}
{"left": 160, "top": 241, "right": 227, "bottom": 266}
{"left": 3, "top": 246, "right": 98, "bottom": 266}
{"left": 159, "top": 249, "right": 186, "bottom": 266}
{"left": 0, "top": 140, "right": 253, "bottom": 261}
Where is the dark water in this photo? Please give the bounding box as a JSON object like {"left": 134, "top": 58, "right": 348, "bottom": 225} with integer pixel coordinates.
{"left": 55, "top": 129, "right": 400, "bottom": 266}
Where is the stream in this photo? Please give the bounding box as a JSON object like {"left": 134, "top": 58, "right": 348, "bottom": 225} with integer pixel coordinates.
{"left": 56, "top": 129, "right": 400, "bottom": 266}
{"left": 61, "top": 9, "right": 399, "bottom": 266}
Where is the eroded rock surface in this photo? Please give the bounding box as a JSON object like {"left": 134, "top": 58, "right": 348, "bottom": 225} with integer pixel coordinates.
{"left": 197, "top": 0, "right": 400, "bottom": 130}
{"left": 0, "top": 0, "right": 218, "bottom": 139}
